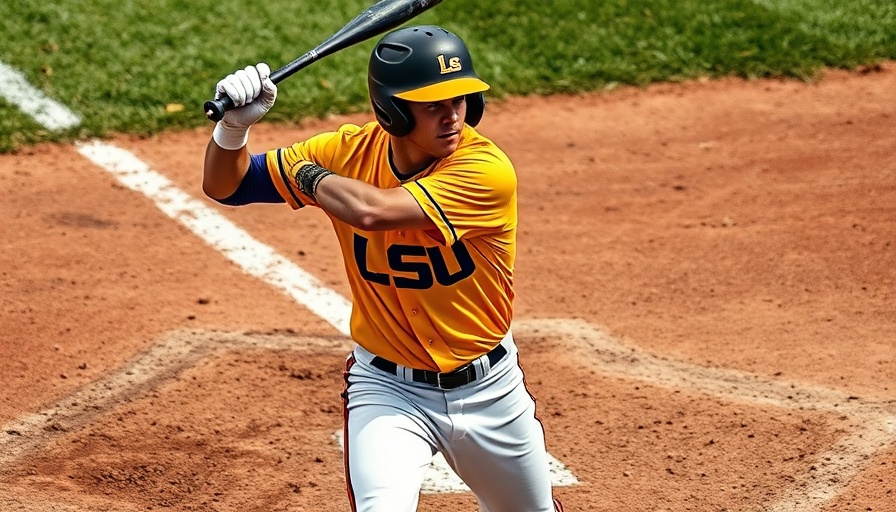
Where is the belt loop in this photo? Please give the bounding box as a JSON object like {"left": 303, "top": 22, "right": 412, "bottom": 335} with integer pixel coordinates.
{"left": 474, "top": 354, "right": 489, "bottom": 380}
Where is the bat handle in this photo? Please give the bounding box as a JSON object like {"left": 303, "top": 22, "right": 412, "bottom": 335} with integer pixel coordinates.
{"left": 204, "top": 95, "right": 234, "bottom": 122}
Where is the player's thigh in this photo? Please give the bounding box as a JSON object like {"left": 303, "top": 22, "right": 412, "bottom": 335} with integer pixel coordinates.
{"left": 448, "top": 386, "right": 555, "bottom": 511}
{"left": 345, "top": 386, "right": 436, "bottom": 511}
{"left": 464, "top": 421, "right": 554, "bottom": 511}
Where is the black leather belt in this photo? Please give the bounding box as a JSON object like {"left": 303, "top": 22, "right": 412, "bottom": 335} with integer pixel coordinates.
{"left": 370, "top": 344, "right": 508, "bottom": 390}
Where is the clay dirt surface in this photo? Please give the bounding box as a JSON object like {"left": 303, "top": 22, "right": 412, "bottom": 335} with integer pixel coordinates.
{"left": 1, "top": 64, "right": 894, "bottom": 511}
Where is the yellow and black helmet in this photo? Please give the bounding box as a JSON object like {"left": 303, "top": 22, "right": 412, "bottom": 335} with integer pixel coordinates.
{"left": 368, "top": 25, "right": 489, "bottom": 136}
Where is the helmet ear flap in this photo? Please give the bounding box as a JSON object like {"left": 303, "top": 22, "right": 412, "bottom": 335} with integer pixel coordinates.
{"left": 372, "top": 96, "right": 415, "bottom": 137}
{"left": 465, "top": 93, "right": 485, "bottom": 127}
{"left": 389, "top": 97, "right": 415, "bottom": 137}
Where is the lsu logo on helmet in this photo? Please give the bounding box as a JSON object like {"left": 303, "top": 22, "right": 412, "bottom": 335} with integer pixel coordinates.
{"left": 437, "top": 54, "right": 462, "bottom": 74}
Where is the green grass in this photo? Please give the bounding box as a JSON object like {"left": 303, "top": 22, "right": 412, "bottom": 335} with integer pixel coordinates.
{"left": 0, "top": 0, "right": 893, "bottom": 152}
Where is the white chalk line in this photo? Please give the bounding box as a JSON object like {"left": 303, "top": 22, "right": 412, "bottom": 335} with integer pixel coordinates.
{"left": 0, "top": 60, "right": 81, "bottom": 131}
{"left": 75, "top": 140, "right": 351, "bottom": 335}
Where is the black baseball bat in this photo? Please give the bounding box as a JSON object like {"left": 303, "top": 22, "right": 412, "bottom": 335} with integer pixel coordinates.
{"left": 204, "top": 0, "right": 444, "bottom": 122}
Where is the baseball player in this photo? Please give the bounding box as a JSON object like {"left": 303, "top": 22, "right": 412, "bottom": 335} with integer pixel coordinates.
{"left": 203, "top": 25, "right": 564, "bottom": 512}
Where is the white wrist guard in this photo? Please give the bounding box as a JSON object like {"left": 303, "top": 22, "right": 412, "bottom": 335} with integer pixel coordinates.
{"left": 212, "top": 122, "right": 249, "bottom": 150}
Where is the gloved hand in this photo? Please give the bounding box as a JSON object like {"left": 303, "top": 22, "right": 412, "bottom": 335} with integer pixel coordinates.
{"left": 212, "top": 63, "right": 278, "bottom": 150}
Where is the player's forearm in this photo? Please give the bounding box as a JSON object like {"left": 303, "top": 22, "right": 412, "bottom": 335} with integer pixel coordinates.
{"left": 315, "top": 174, "right": 431, "bottom": 231}
{"left": 202, "top": 139, "right": 250, "bottom": 200}
{"left": 316, "top": 174, "right": 394, "bottom": 229}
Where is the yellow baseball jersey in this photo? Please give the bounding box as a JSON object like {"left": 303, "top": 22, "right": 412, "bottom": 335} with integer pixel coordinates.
{"left": 264, "top": 121, "right": 517, "bottom": 372}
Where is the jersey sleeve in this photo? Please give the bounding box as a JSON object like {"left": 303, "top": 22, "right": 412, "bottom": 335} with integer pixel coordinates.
{"left": 402, "top": 144, "right": 517, "bottom": 246}
{"left": 264, "top": 126, "right": 360, "bottom": 209}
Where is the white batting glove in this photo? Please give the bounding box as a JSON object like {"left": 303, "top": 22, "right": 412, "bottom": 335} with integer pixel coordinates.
{"left": 212, "top": 63, "right": 278, "bottom": 150}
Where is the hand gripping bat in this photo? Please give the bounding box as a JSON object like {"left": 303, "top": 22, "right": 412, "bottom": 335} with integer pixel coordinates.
{"left": 203, "top": 0, "right": 445, "bottom": 122}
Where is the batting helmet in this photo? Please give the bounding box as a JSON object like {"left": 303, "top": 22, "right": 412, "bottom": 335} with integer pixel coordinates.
{"left": 368, "top": 25, "right": 490, "bottom": 137}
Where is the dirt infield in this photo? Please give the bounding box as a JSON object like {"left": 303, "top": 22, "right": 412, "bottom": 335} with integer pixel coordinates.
{"left": 1, "top": 64, "right": 894, "bottom": 511}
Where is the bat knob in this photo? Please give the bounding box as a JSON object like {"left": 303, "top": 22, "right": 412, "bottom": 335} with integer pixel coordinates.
{"left": 203, "top": 97, "right": 233, "bottom": 122}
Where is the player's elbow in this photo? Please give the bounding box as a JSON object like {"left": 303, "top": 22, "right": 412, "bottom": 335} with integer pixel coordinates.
{"left": 201, "top": 178, "right": 217, "bottom": 199}
{"left": 202, "top": 178, "right": 235, "bottom": 201}
{"left": 201, "top": 166, "right": 244, "bottom": 202}
{"left": 203, "top": 141, "right": 249, "bottom": 201}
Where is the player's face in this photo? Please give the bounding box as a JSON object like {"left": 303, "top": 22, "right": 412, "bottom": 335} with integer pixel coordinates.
{"left": 405, "top": 96, "right": 467, "bottom": 158}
